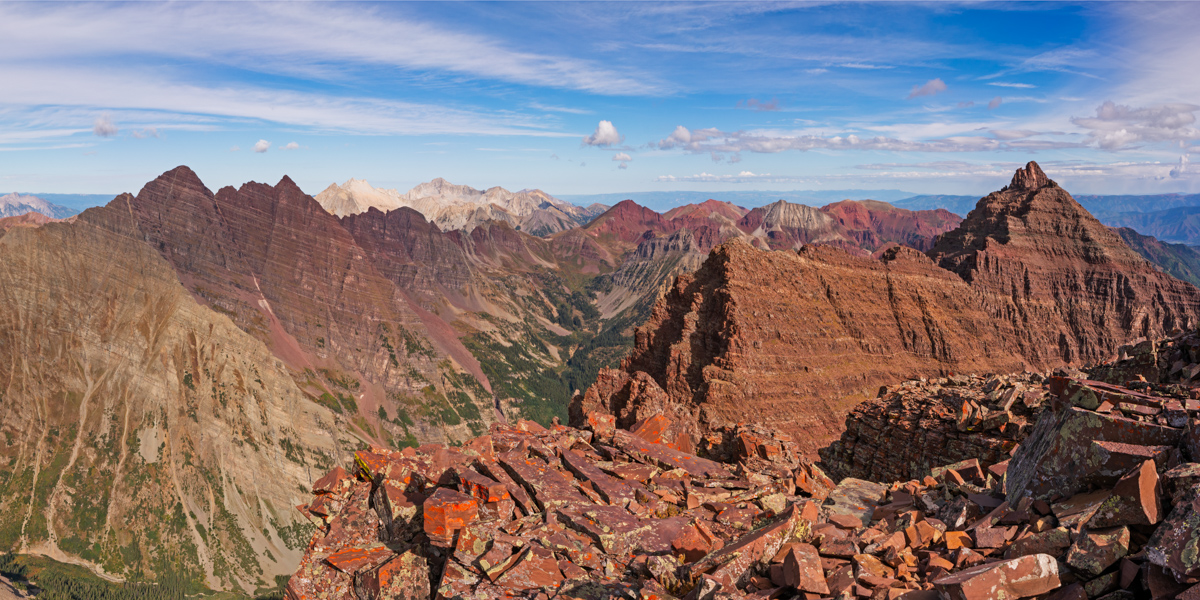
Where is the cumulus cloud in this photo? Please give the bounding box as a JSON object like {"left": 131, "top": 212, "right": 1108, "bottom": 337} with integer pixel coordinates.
{"left": 93, "top": 114, "right": 117, "bottom": 137}
{"left": 739, "top": 97, "right": 779, "bottom": 111}
{"left": 659, "top": 125, "right": 693, "bottom": 149}
{"left": 612, "top": 152, "right": 631, "bottom": 161}
{"left": 988, "top": 96, "right": 1003, "bottom": 110}
{"left": 583, "top": 120, "right": 623, "bottom": 147}
{"left": 1071, "top": 101, "right": 1200, "bottom": 150}
{"left": 907, "top": 78, "right": 946, "bottom": 99}
{"left": 1170, "top": 155, "right": 1190, "bottom": 179}
{"left": 253, "top": 139, "right": 271, "bottom": 153}
{"left": 282, "top": 141, "right": 301, "bottom": 150}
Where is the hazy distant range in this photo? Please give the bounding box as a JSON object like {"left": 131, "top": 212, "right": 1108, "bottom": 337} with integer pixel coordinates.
{"left": 0, "top": 192, "right": 118, "bottom": 212}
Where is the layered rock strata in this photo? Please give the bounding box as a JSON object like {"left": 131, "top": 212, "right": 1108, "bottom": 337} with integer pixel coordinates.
{"left": 574, "top": 241, "right": 1035, "bottom": 457}
{"left": 579, "top": 163, "right": 1200, "bottom": 459}
{"left": 819, "top": 373, "right": 1050, "bottom": 484}
{"left": 930, "top": 161, "right": 1200, "bottom": 366}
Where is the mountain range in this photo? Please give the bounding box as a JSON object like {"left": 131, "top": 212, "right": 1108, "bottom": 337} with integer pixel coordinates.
{"left": 2, "top": 162, "right": 1200, "bottom": 593}
{"left": 314, "top": 178, "right": 607, "bottom": 237}
{"left": 576, "top": 162, "right": 1200, "bottom": 457}
{"left": 0, "top": 193, "right": 78, "bottom": 219}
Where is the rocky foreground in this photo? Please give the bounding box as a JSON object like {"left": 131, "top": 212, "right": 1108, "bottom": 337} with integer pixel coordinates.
{"left": 285, "top": 361, "right": 1200, "bottom": 599}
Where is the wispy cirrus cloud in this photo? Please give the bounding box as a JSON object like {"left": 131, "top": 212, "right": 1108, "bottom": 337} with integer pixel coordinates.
{"left": 0, "top": 3, "right": 665, "bottom": 96}
{"left": 655, "top": 125, "right": 1082, "bottom": 159}
{"left": 0, "top": 65, "right": 578, "bottom": 143}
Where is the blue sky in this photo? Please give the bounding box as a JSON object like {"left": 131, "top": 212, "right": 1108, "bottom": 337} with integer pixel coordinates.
{"left": 2, "top": 1, "right": 1199, "bottom": 200}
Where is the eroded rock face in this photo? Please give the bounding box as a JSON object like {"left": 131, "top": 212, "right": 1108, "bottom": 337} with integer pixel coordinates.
{"left": 0, "top": 199, "right": 339, "bottom": 590}
{"left": 819, "top": 373, "right": 1048, "bottom": 483}
{"left": 575, "top": 240, "right": 1034, "bottom": 457}
{"left": 581, "top": 163, "right": 1200, "bottom": 459}
{"left": 126, "top": 167, "right": 497, "bottom": 445}
{"left": 930, "top": 161, "right": 1200, "bottom": 366}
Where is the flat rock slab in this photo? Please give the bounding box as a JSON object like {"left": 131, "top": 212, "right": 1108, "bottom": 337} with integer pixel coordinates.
{"left": 934, "top": 553, "right": 1061, "bottom": 600}
{"left": 612, "top": 430, "right": 730, "bottom": 478}
{"left": 823, "top": 478, "right": 888, "bottom": 525}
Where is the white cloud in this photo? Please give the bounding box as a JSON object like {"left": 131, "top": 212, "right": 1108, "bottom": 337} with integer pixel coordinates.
{"left": 131, "top": 127, "right": 159, "bottom": 139}
{"left": 230, "top": 145, "right": 240, "bottom": 152}
{"left": 253, "top": 139, "right": 271, "bottom": 153}
{"left": 0, "top": 3, "right": 664, "bottom": 96}
{"left": 0, "top": 65, "right": 574, "bottom": 141}
{"left": 1170, "top": 155, "right": 1190, "bottom": 179}
{"left": 841, "top": 63, "right": 893, "bottom": 70}
{"left": 612, "top": 152, "right": 632, "bottom": 161}
{"left": 988, "top": 96, "right": 1003, "bottom": 110}
{"left": 583, "top": 120, "right": 623, "bottom": 147}
{"left": 93, "top": 114, "right": 117, "bottom": 137}
{"left": 529, "top": 102, "right": 593, "bottom": 115}
{"left": 654, "top": 125, "right": 1082, "bottom": 159}
{"left": 282, "top": 141, "right": 301, "bottom": 150}
{"left": 988, "top": 82, "right": 1035, "bottom": 89}
{"left": 1071, "top": 101, "right": 1200, "bottom": 150}
{"left": 907, "top": 78, "right": 947, "bottom": 99}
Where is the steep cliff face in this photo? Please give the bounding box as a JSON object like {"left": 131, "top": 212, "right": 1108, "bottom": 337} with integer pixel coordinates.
{"left": 0, "top": 200, "right": 339, "bottom": 591}
{"left": 929, "top": 161, "right": 1200, "bottom": 365}
{"left": 124, "top": 168, "right": 497, "bottom": 450}
{"left": 577, "top": 163, "right": 1200, "bottom": 459}
{"left": 575, "top": 240, "right": 1035, "bottom": 457}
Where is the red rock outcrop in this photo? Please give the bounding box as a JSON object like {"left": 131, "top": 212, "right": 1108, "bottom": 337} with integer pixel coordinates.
{"left": 125, "top": 167, "right": 498, "bottom": 445}
{"left": 579, "top": 163, "right": 1200, "bottom": 460}
{"left": 930, "top": 161, "right": 1200, "bottom": 365}
{"left": 575, "top": 240, "right": 1037, "bottom": 457}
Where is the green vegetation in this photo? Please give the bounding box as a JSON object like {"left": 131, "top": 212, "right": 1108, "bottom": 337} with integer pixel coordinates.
{"left": 0, "top": 553, "right": 206, "bottom": 600}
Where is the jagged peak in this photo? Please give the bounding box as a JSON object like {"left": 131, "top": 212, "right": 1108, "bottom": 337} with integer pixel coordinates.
{"left": 1005, "top": 161, "right": 1056, "bottom": 192}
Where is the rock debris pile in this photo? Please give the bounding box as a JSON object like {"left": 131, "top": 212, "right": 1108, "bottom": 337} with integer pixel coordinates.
{"left": 820, "top": 373, "right": 1050, "bottom": 483}
{"left": 287, "top": 373, "right": 1200, "bottom": 600}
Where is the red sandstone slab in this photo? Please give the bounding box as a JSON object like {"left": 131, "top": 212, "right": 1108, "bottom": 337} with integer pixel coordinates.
{"left": 933, "top": 553, "right": 1061, "bottom": 600}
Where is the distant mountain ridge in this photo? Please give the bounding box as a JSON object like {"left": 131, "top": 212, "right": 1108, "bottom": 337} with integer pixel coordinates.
{"left": 0, "top": 193, "right": 78, "bottom": 219}
{"left": 314, "top": 178, "right": 607, "bottom": 236}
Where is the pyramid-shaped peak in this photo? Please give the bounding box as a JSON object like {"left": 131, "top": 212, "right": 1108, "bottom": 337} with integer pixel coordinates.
{"left": 1008, "top": 161, "right": 1055, "bottom": 191}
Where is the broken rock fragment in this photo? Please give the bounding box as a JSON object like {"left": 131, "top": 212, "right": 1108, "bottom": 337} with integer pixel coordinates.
{"left": 933, "top": 553, "right": 1061, "bottom": 600}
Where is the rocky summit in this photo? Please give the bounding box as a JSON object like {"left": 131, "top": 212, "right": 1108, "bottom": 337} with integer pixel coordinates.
{"left": 283, "top": 356, "right": 1200, "bottom": 600}
{"left": 577, "top": 162, "right": 1200, "bottom": 459}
